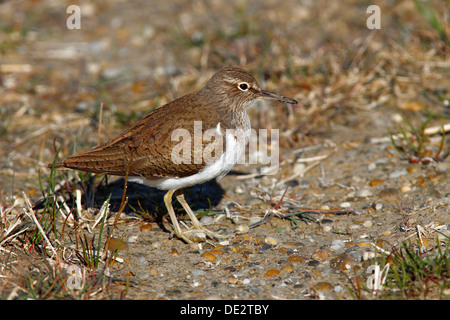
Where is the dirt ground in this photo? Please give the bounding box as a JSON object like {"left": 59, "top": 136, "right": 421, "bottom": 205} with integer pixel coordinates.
{"left": 0, "top": 0, "right": 449, "bottom": 300}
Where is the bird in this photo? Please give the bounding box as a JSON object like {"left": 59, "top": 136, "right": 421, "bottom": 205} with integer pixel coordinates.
{"left": 54, "top": 67, "right": 298, "bottom": 243}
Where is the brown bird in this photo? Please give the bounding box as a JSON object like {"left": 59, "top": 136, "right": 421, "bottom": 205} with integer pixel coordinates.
{"left": 55, "top": 67, "right": 298, "bottom": 243}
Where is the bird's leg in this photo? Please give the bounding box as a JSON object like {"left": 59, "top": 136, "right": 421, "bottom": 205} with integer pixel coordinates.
{"left": 163, "top": 189, "right": 192, "bottom": 244}
{"left": 175, "top": 189, "right": 228, "bottom": 240}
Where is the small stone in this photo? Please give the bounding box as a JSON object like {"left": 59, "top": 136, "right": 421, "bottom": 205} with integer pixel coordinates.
{"left": 340, "top": 202, "right": 351, "bottom": 208}
{"left": 200, "top": 251, "right": 217, "bottom": 263}
{"left": 363, "top": 220, "right": 373, "bottom": 228}
{"left": 169, "top": 248, "right": 181, "bottom": 256}
{"left": 375, "top": 203, "right": 383, "bottom": 211}
{"left": 330, "top": 239, "right": 345, "bottom": 251}
{"left": 127, "top": 235, "right": 138, "bottom": 244}
{"left": 287, "top": 255, "right": 304, "bottom": 262}
{"left": 152, "top": 241, "right": 161, "bottom": 249}
{"left": 401, "top": 183, "right": 412, "bottom": 193}
{"left": 323, "top": 225, "right": 332, "bottom": 232}
{"left": 358, "top": 240, "right": 372, "bottom": 247}
{"left": 312, "top": 248, "right": 330, "bottom": 259}
{"left": 192, "top": 269, "right": 206, "bottom": 277}
{"left": 356, "top": 188, "right": 373, "bottom": 198}
{"left": 189, "top": 232, "right": 207, "bottom": 242}
{"left": 263, "top": 269, "right": 280, "bottom": 277}
{"left": 367, "top": 163, "right": 377, "bottom": 171}
{"left": 307, "top": 260, "right": 320, "bottom": 267}
{"left": 149, "top": 267, "right": 158, "bottom": 277}
{"left": 334, "top": 285, "right": 344, "bottom": 293}
{"left": 293, "top": 162, "right": 306, "bottom": 175}
{"left": 334, "top": 253, "right": 354, "bottom": 271}
{"left": 314, "top": 282, "right": 333, "bottom": 291}
{"left": 235, "top": 224, "right": 250, "bottom": 234}
{"left": 378, "top": 188, "right": 399, "bottom": 198}
{"left": 369, "top": 179, "right": 384, "bottom": 187}
{"left": 226, "top": 275, "right": 238, "bottom": 284}
{"left": 200, "top": 215, "right": 214, "bottom": 225}
{"left": 265, "top": 237, "right": 278, "bottom": 245}
{"left": 389, "top": 170, "right": 407, "bottom": 179}
{"left": 281, "top": 265, "right": 294, "bottom": 273}
{"left": 249, "top": 216, "right": 262, "bottom": 225}
{"left": 139, "top": 223, "right": 153, "bottom": 232}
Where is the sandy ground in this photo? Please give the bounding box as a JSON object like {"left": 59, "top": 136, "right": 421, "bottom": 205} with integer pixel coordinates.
{"left": 0, "top": 0, "right": 449, "bottom": 300}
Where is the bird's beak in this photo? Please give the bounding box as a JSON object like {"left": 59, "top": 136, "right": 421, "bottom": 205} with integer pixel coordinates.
{"left": 260, "top": 90, "right": 298, "bottom": 104}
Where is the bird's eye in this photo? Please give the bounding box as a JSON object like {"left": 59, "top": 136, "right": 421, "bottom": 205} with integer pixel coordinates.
{"left": 238, "top": 82, "right": 249, "bottom": 91}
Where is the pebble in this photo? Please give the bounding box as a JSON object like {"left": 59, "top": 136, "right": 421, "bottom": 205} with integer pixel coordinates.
{"left": 389, "top": 169, "right": 407, "bottom": 179}
{"left": 192, "top": 269, "right": 206, "bottom": 277}
{"left": 235, "top": 224, "right": 250, "bottom": 234}
{"left": 152, "top": 241, "right": 161, "bottom": 249}
{"left": 293, "top": 162, "right": 306, "bottom": 175}
{"left": 314, "top": 282, "right": 333, "bottom": 291}
{"left": 334, "top": 285, "right": 344, "bottom": 293}
{"left": 356, "top": 188, "right": 373, "bottom": 197}
{"left": 363, "top": 220, "right": 373, "bottom": 228}
{"left": 190, "top": 232, "right": 207, "bottom": 242}
{"left": 401, "top": 183, "right": 412, "bottom": 193}
{"left": 210, "top": 248, "right": 224, "bottom": 255}
{"left": 128, "top": 235, "right": 138, "bottom": 243}
{"left": 369, "top": 179, "right": 384, "bottom": 187}
{"left": 200, "top": 215, "right": 214, "bottom": 225}
{"left": 264, "top": 237, "right": 278, "bottom": 245}
{"left": 264, "top": 269, "right": 280, "bottom": 277}
{"left": 330, "top": 239, "right": 345, "bottom": 251}
{"left": 139, "top": 223, "right": 153, "bottom": 232}
{"left": 375, "top": 203, "right": 383, "bottom": 211}
{"left": 334, "top": 253, "right": 354, "bottom": 271}
{"left": 234, "top": 186, "right": 245, "bottom": 194}
{"left": 249, "top": 216, "right": 263, "bottom": 225}
{"left": 149, "top": 267, "right": 159, "bottom": 277}
{"left": 312, "top": 248, "right": 330, "bottom": 259}
{"left": 200, "top": 251, "right": 217, "bottom": 263}
{"left": 307, "top": 260, "right": 320, "bottom": 267}
{"left": 340, "top": 202, "right": 352, "bottom": 208}
{"left": 287, "top": 255, "right": 304, "bottom": 262}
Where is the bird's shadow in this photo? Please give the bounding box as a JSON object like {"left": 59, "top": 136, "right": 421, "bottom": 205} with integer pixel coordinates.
{"left": 94, "top": 177, "right": 226, "bottom": 221}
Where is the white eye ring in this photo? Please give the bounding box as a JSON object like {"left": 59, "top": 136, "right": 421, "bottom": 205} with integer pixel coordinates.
{"left": 238, "top": 82, "right": 249, "bottom": 91}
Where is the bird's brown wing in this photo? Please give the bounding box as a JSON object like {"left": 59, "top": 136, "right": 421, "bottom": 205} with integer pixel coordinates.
{"left": 61, "top": 94, "right": 219, "bottom": 178}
